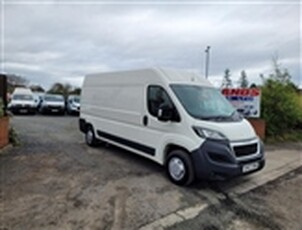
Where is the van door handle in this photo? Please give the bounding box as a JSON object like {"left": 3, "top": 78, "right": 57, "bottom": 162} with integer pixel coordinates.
{"left": 143, "top": 115, "right": 148, "bottom": 126}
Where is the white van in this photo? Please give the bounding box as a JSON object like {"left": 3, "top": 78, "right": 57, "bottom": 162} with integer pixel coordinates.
{"left": 8, "top": 88, "right": 37, "bottom": 114}
{"left": 80, "top": 68, "right": 265, "bottom": 185}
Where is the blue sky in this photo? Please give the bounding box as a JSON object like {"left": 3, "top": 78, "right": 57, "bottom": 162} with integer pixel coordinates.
{"left": 0, "top": 0, "right": 301, "bottom": 89}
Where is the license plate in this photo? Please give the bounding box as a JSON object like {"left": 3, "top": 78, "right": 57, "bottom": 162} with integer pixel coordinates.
{"left": 242, "top": 162, "right": 259, "bottom": 173}
{"left": 52, "top": 109, "right": 59, "bottom": 112}
{"left": 20, "top": 109, "right": 27, "bottom": 113}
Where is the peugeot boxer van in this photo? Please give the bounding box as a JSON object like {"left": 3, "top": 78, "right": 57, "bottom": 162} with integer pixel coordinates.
{"left": 79, "top": 68, "right": 265, "bottom": 185}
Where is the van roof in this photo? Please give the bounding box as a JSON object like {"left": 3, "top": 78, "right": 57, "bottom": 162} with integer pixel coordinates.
{"left": 12, "top": 87, "right": 33, "bottom": 95}
{"left": 86, "top": 68, "right": 212, "bottom": 87}
{"left": 155, "top": 68, "right": 212, "bottom": 86}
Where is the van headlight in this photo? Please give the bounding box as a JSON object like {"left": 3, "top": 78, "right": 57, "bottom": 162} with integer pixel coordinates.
{"left": 193, "top": 127, "right": 227, "bottom": 140}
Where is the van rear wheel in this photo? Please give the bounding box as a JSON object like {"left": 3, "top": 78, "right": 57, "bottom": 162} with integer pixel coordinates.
{"left": 85, "top": 126, "right": 98, "bottom": 147}
{"left": 166, "top": 150, "right": 195, "bottom": 186}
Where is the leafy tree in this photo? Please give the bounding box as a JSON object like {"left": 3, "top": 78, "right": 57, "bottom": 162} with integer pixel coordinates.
{"left": 221, "top": 68, "right": 232, "bottom": 88}
{"left": 30, "top": 85, "right": 45, "bottom": 92}
{"left": 238, "top": 70, "right": 249, "bottom": 88}
{"left": 47, "top": 83, "right": 72, "bottom": 100}
{"left": 250, "top": 83, "right": 257, "bottom": 88}
{"left": 6, "top": 74, "right": 29, "bottom": 93}
{"left": 260, "top": 60, "right": 302, "bottom": 137}
{"left": 69, "top": 87, "right": 81, "bottom": 95}
{"left": 269, "top": 56, "right": 291, "bottom": 83}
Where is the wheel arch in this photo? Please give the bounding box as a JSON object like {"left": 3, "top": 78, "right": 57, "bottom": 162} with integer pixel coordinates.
{"left": 164, "top": 144, "right": 191, "bottom": 165}
{"left": 79, "top": 118, "right": 94, "bottom": 134}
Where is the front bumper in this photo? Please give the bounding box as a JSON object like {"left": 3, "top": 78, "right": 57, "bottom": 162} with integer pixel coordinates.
{"left": 9, "top": 106, "right": 36, "bottom": 114}
{"left": 191, "top": 138, "right": 265, "bottom": 180}
{"left": 41, "top": 106, "right": 65, "bottom": 114}
{"left": 69, "top": 107, "right": 80, "bottom": 114}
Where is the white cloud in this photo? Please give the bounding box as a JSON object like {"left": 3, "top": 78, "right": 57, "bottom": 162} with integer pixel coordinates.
{"left": 1, "top": 2, "right": 300, "bottom": 89}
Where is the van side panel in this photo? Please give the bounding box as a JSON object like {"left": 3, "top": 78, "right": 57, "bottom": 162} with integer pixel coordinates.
{"left": 82, "top": 85, "right": 143, "bottom": 126}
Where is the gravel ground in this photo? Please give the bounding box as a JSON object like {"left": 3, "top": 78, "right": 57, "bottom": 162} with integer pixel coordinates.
{"left": 1, "top": 115, "right": 300, "bottom": 230}
{"left": 0, "top": 115, "right": 210, "bottom": 230}
{"left": 168, "top": 167, "right": 302, "bottom": 230}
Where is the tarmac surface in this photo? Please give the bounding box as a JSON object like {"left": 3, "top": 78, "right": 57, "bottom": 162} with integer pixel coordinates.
{"left": 1, "top": 115, "right": 301, "bottom": 230}
{"left": 168, "top": 167, "right": 302, "bottom": 230}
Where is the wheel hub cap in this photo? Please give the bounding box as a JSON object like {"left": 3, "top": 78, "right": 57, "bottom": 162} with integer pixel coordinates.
{"left": 86, "top": 130, "right": 93, "bottom": 144}
{"left": 169, "top": 157, "right": 185, "bottom": 181}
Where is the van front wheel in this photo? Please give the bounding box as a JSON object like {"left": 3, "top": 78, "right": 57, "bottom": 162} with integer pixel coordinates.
{"left": 166, "top": 150, "right": 195, "bottom": 186}
{"left": 85, "top": 126, "right": 97, "bottom": 147}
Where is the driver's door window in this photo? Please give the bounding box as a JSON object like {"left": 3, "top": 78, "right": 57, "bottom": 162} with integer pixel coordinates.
{"left": 147, "top": 86, "right": 173, "bottom": 117}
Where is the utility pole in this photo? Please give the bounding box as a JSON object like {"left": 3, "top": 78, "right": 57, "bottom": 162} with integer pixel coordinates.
{"left": 205, "top": 46, "right": 210, "bottom": 79}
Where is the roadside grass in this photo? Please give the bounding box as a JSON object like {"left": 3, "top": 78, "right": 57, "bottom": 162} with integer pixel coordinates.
{"left": 9, "top": 127, "right": 20, "bottom": 146}
{"left": 265, "top": 129, "right": 302, "bottom": 144}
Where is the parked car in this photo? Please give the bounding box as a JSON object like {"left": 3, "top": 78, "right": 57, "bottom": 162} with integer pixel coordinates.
{"left": 79, "top": 68, "right": 265, "bottom": 186}
{"left": 66, "top": 95, "right": 80, "bottom": 115}
{"left": 39, "top": 94, "right": 65, "bottom": 115}
{"left": 8, "top": 88, "right": 37, "bottom": 114}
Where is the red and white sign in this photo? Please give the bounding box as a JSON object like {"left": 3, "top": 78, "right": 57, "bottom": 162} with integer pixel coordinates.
{"left": 222, "top": 88, "right": 261, "bottom": 118}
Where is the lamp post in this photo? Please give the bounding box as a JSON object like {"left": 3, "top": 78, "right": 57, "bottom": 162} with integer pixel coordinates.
{"left": 205, "top": 46, "right": 210, "bottom": 79}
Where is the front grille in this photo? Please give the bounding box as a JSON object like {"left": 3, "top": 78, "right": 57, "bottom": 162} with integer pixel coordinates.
{"left": 15, "top": 104, "right": 31, "bottom": 108}
{"left": 233, "top": 143, "right": 257, "bottom": 158}
{"left": 48, "top": 105, "right": 61, "bottom": 109}
{"left": 208, "top": 152, "right": 232, "bottom": 163}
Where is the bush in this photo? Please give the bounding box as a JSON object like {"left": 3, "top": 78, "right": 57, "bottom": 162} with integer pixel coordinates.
{"left": 9, "top": 127, "right": 20, "bottom": 146}
{"left": 261, "top": 79, "right": 302, "bottom": 137}
{"left": 0, "top": 98, "right": 4, "bottom": 117}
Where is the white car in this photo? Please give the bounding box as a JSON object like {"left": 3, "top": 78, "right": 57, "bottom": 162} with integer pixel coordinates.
{"left": 39, "top": 94, "right": 65, "bottom": 115}
{"left": 80, "top": 68, "right": 265, "bottom": 186}
{"left": 8, "top": 88, "right": 37, "bottom": 114}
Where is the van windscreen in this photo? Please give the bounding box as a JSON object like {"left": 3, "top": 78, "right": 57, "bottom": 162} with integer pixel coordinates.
{"left": 170, "top": 84, "right": 241, "bottom": 121}
{"left": 12, "top": 94, "right": 33, "bottom": 101}
{"left": 45, "top": 95, "right": 64, "bottom": 102}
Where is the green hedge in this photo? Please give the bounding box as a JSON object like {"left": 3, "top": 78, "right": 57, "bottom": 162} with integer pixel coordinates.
{"left": 261, "top": 79, "right": 302, "bottom": 137}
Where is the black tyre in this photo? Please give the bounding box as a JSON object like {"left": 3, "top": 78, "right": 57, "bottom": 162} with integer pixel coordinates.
{"left": 166, "top": 150, "right": 195, "bottom": 186}
{"left": 85, "top": 125, "right": 98, "bottom": 147}
{"left": 66, "top": 108, "right": 71, "bottom": 115}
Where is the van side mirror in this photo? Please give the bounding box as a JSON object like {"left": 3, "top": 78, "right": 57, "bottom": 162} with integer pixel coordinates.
{"left": 157, "top": 104, "right": 173, "bottom": 122}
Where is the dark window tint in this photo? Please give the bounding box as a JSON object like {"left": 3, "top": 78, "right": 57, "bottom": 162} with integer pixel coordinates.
{"left": 44, "top": 95, "right": 64, "bottom": 102}
{"left": 147, "top": 86, "right": 174, "bottom": 117}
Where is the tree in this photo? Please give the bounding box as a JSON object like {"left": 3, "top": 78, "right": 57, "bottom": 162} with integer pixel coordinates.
{"left": 30, "top": 85, "right": 45, "bottom": 93}
{"left": 238, "top": 70, "right": 249, "bottom": 88}
{"left": 47, "top": 83, "right": 72, "bottom": 100}
{"left": 260, "top": 59, "right": 302, "bottom": 137}
{"left": 268, "top": 56, "right": 291, "bottom": 83}
{"left": 221, "top": 68, "right": 232, "bottom": 88}
{"left": 6, "top": 74, "right": 29, "bottom": 93}
{"left": 250, "top": 83, "right": 257, "bottom": 88}
{"left": 69, "top": 87, "right": 81, "bottom": 95}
